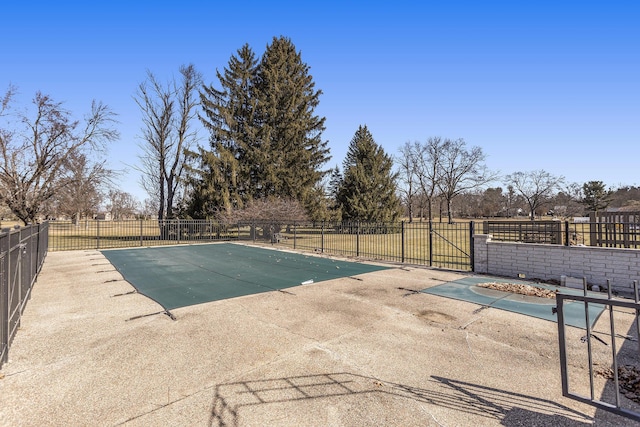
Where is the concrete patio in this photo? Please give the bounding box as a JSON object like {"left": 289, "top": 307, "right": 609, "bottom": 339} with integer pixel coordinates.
{"left": 1, "top": 247, "right": 638, "bottom": 426}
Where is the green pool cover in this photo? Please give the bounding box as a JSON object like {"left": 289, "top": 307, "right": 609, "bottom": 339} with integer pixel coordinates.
{"left": 102, "top": 243, "right": 389, "bottom": 311}
{"left": 422, "top": 276, "right": 605, "bottom": 329}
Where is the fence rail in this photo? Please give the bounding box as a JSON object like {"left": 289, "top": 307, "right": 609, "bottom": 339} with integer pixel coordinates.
{"left": 1, "top": 222, "right": 49, "bottom": 370}
{"left": 46, "top": 218, "right": 640, "bottom": 269}
{"left": 48, "top": 219, "right": 235, "bottom": 251}
{"left": 481, "top": 220, "right": 640, "bottom": 248}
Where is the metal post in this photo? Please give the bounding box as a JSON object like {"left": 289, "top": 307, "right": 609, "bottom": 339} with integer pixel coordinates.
{"left": 177, "top": 219, "right": 181, "bottom": 245}
{"left": 401, "top": 221, "right": 405, "bottom": 263}
{"left": 608, "top": 279, "right": 621, "bottom": 408}
{"left": 635, "top": 280, "right": 640, "bottom": 354}
{"left": 469, "top": 221, "right": 475, "bottom": 272}
{"left": 564, "top": 221, "right": 570, "bottom": 246}
{"left": 583, "top": 277, "right": 595, "bottom": 400}
{"left": 294, "top": 222, "right": 297, "bottom": 250}
{"left": 96, "top": 220, "right": 100, "bottom": 250}
{"left": 140, "top": 219, "right": 143, "bottom": 247}
{"left": 428, "top": 220, "right": 433, "bottom": 267}
{"left": 556, "top": 294, "right": 569, "bottom": 396}
{"left": 356, "top": 222, "right": 360, "bottom": 257}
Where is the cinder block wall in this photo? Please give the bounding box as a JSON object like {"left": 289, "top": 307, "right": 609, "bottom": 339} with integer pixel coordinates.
{"left": 473, "top": 234, "right": 640, "bottom": 294}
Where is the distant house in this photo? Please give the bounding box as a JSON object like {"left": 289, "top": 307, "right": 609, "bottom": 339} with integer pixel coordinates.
{"left": 95, "top": 212, "right": 112, "bottom": 221}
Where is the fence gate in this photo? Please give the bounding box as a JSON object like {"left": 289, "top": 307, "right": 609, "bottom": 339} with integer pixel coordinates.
{"left": 556, "top": 280, "right": 640, "bottom": 422}
{"left": 429, "top": 221, "right": 474, "bottom": 271}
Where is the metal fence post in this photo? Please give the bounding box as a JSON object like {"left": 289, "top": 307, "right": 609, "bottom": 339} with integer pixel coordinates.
{"left": 564, "top": 221, "right": 570, "bottom": 246}
{"left": 96, "top": 220, "right": 100, "bottom": 250}
{"left": 469, "top": 221, "right": 475, "bottom": 272}
{"left": 140, "top": 219, "right": 143, "bottom": 247}
{"left": 293, "top": 222, "right": 297, "bottom": 250}
{"left": 356, "top": 221, "right": 360, "bottom": 257}
{"left": 401, "top": 221, "right": 405, "bottom": 263}
{"left": 177, "top": 218, "right": 181, "bottom": 245}
{"left": 321, "top": 221, "right": 324, "bottom": 253}
{"left": 428, "top": 220, "right": 433, "bottom": 267}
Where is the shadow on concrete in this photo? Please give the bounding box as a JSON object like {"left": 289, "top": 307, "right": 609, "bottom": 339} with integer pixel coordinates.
{"left": 208, "top": 373, "right": 591, "bottom": 426}
{"left": 591, "top": 312, "right": 640, "bottom": 426}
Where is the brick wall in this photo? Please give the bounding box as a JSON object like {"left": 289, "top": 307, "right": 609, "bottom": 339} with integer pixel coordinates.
{"left": 473, "top": 234, "right": 640, "bottom": 295}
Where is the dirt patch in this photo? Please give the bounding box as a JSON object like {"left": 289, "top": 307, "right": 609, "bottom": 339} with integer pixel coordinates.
{"left": 477, "top": 282, "right": 557, "bottom": 299}
{"left": 597, "top": 365, "right": 640, "bottom": 404}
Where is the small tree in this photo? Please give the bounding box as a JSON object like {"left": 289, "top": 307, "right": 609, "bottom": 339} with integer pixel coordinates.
{"left": 582, "top": 180, "right": 613, "bottom": 215}
{"left": 337, "top": 125, "right": 401, "bottom": 222}
{"left": 0, "top": 86, "right": 118, "bottom": 224}
{"left": 219, "top": 197, "right": 308, "bottom": 240}
{"left": 505, "top": 170, "right": 564, "bottom": 220}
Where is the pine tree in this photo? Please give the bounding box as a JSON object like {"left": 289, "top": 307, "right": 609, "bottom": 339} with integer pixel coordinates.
{"left": 254, "top": 36, "right": 330, "bottom": 210}
{"left": 195, "top": 44, "right": 259, "bottom": 216}
{"left": 582, "top": 180, "right": 613, "bottom": 215}
{"left": 192, "top": 38, "right": 330, "bottom": 220}
{"left": 327, "top": 166, "right": 343, "bottom": 219}
{"left": 337, "top": 125, "right": 401, "bottom": 222}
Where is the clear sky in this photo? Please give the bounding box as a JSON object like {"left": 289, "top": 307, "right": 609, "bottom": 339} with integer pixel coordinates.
{"left": 2, "top": 1, "right": 638, "bottom": 203}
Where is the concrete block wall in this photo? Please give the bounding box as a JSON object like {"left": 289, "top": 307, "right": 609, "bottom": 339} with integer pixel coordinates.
{"left": 473, "top": 234, "right": 640, "bottom": 295}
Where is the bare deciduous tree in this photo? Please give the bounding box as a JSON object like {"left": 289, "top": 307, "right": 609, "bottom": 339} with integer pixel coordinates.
{"left": 413, "top": 137, "right": 446, "bottom": 222}
{"left": 219, "top": 197, "right": 308, "bottom": 224}
{"left": 106, "top": 190, "right": 139, "bottom": 220}
{"left": 52, "top": 152, "right": 113, "bottom": 223}
{"left": 504, "top": 170, "right": 564, "bottom": 220}
{"left": 0, "top": 86, "right": 118, "bottom": 224}
{"left": 436, "top": 138, "right": 497, "bottom": 223}
{"left": 135, "top": 64, "right": 202, "bottom": 220}
{"left": 396, "top": 142, "right": 418, "bottom": 222}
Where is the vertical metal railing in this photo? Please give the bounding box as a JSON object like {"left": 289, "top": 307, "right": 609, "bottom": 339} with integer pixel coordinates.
{"left": 48, "top": 219, "right": 235, "bottom": 251}
{"left": 0, "top": 222, "right": 48, "bottom": 370}
{"left": 556, "top": 279, "right": 640, "bottom": 422}
{"left": 237, "top": 220, "right": 472, "bottom": 271}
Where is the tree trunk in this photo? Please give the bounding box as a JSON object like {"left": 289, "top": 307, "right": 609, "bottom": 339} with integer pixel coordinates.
{"left": 447, "top": 198, "right": 454, "bottom": 224}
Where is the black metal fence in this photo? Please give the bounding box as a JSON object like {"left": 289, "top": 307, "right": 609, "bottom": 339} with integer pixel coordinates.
{"left": 556, "top": 279, "right": 640, "bottom": 422}
{"left": 1, "top": 222, "right": 49, "bottom": 369}
{"left": 481, "top": 220, "right": 640, "bottom": 248}
{"left": 48, "top": 219, "right": 235, "bottom": 251}
{"left": 48, "top": 219, "right": 474, "bottom": 271}
{"left": 239, "top": 220, "right": 474, "bottom": 271}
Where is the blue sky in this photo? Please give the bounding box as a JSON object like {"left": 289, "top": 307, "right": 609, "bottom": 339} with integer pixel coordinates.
{"left": 2, "top": 1, "right": 638, "bottom": 203}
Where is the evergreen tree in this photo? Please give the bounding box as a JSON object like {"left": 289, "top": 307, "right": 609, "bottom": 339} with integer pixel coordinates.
{"left": 327, "top": 166, "right": 343, "bottom": 219}
{"left": 191, "top": 37, "right": 330, "bottom": 220}
{"left": 582, "top": 180, "right": 613, "bottom": 214}
{"left": 195, "top": 44, "right": 259, "bottom": 216}
{"left": 254, "top": 36, "right": 330, "bottom": 211}
{"left": 337, "top": 125, "right": 401, "bottom": 222}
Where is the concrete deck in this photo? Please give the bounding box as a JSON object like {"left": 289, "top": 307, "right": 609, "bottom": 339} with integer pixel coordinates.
{"left": 1, "top": 247, "right": 638, "bottom": 426}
